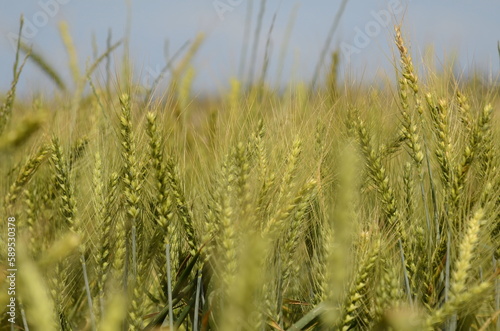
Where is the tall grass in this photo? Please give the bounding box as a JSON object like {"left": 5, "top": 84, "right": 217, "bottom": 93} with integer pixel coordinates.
{"left": 0, "top": 18, "right": 499, "bottom": 331}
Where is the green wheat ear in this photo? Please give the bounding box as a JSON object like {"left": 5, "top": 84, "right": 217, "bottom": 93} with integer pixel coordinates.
{"left": 50, "top": 137, "right": 78, "bottom": 231}
{"left": 426, "top": 209, "right": 491, "bottom": 329}
{"left": 339, "top": 239, "right": 381, "bottom": 330}
{"left": 5, "top": 145, "right": 49, "bottom": 211}
{"left": 165, "top": 156, "right": 198, "bottom": 255}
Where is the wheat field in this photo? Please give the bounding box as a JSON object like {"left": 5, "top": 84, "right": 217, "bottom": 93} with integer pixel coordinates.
{"left": 0, "top": 17, "right": 499, "bottom": 331}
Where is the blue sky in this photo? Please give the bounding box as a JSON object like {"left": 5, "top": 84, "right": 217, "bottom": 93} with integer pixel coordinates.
{"left": 1, "top": 0, "right": 499, "bottom": 95}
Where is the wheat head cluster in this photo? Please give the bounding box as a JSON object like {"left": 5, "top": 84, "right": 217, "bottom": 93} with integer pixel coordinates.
{"left": 0, "top": 17, "right": 499, "bottom": 331}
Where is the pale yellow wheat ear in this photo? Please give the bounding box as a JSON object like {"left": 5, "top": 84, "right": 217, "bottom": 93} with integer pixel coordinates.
{"left": 168, "top": 33, "right": 205, "bottom": 97}
{"left": 229, "top": 77, "right": 242, "bottom": 113}
{"left": 0, "top": 113, "right": 43, "bottom": 151}
{"left": 58, "top": 21, "right": 122, "bottom": 134}
{"left": 59, "top": 21, "right": 81, "bottom": 136}
{"left": 97, "top": 290, "right": 128, "bottom": 331}
{"left": 178, "top": 65, "right": 196, "bottom": 112}
{"left": 321, "top": 142, "right": 359, "bottom": 327}
{"left": 18, "top": 244, "right": 58, "bottom": 331}
{"left": 394, "top": 25, "right": 421, "bottom": 104}
{"left": 219, "top": 231, "right": 267, "bottom": 331}
{"left": 38, "top": 232, "right": 81, "bottom": 268}
{"left": 58, "top": 21, "right": 81, "bottom": 86}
